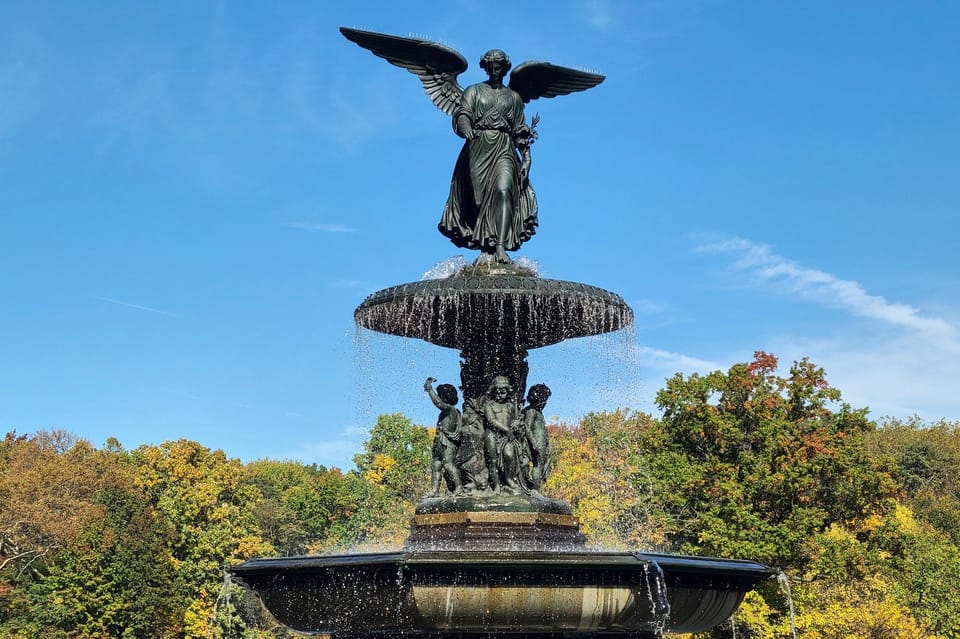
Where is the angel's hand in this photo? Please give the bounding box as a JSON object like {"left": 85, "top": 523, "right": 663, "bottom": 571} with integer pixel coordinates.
{"left": 456, "top": 115, "right": 476, "bottom": 140}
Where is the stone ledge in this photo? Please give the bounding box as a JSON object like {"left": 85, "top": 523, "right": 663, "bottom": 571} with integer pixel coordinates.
{"left": 413, "top": 511, "right": 579, "bottom": 527}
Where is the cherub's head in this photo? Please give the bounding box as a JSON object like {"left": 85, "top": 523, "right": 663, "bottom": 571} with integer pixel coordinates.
{"left": 487, "top": 375, "right": 513, "bottom": 402}
{"left": 480, "top": 49, "right": 511, "bottom": 79}
{"left": 527, "top": 383, "right": 551, "bottom": 410}
{"left": 437, "top": 383, "right": 458, "bottom": 406}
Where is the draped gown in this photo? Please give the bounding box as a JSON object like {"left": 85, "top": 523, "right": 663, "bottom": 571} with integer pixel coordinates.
{"left": 439, "top": 82, "right": 538, "bottom": 253}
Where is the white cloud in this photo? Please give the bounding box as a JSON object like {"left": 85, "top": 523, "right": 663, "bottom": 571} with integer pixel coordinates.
{"left": 694, "top": 235, "right": 960, "bottom": 421}
{"left": 634, "top": 345, "right": 719, "bottom": 374}
{"left": 696, "top": 236, "right": 959, "bottom": 350}
{"left": 766, "top": 333, "right": 960, "bottom": 422}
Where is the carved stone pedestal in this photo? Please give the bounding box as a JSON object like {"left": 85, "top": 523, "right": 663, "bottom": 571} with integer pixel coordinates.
{"left": 408, "top": 493, "right": 586, "bottom": 551}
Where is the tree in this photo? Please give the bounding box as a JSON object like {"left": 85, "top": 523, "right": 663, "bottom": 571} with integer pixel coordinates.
{"left": 347, "top": 414, "right": 431, "bottom": 548}
{"left": 244, "top": 459, "right": 362, "bottom": 555}
{"left": 23, "top": 485, "right": 178, "bottom": 638}
{"left": 547, "top": 412, "right": 670, "bottom": 548}
{"left": 0, "top": 432, "right": 180, "bottom": 638}
{"left": 654, "top": 352, "right": 896, "bottom": 568}
{"left": 129, "top": 439, "right": 273, "bottom": 636}
{"left": 0, "top": 431, "right": 111, "bottom": 584}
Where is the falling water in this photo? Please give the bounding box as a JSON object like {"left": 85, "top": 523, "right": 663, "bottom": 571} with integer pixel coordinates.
{"left": 729, "top": 614, "right": 738, "bottom": 639}
{"left": 637, "top": 555, "right": 670, "bottom": 635}
{"left": 776, "top": 571, "right": 798, "bottom": 639}
{"left": 207, "top": 569, "right": 234, "bottom": 639}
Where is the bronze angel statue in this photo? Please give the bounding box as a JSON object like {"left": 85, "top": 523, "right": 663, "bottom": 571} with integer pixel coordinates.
{"left": 341, "top": 28, "right": 605, "bottom": 264}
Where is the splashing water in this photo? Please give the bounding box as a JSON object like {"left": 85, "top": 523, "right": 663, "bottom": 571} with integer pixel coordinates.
{"left": 422, "top": 256, "right": 467, "bottom": 280}
{"left": 514, "top": 255, "right": 540, "bottom": 274}
{"left": 208, "top": 569, "right": 234, "bottom": 639}
{"left": 776, "top": 571, "right": 798, "bottom": 639}
{"left": 420, "top": 255, "right": 542, "bottom": 280}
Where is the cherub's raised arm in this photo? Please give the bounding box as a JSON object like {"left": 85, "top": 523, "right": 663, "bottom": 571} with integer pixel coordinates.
{"left": 424, "top": 377, "right": 454, "bottom": 411}
{"left": 340, "top": 27, "right": 468, "bottom": 116}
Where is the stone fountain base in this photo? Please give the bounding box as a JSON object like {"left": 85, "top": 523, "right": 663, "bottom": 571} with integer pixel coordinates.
{"left": 231, "top": 549, "right": 771, "bottom": 638}
{"left": 408, "top": 493, "right": 586, "bottom": 551}
{"left": 231, "top": 492, "right": 774, "bottom": 636}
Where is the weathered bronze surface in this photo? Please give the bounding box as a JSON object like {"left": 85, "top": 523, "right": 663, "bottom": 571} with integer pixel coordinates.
{"left": 354, "top": 276, "right": 632, "bottom": 350}
{"left": 341, "top": 27, "right": 604, "bottom": 264}
{"left": 422, "top": 374, "right": 558, "bottom": 499}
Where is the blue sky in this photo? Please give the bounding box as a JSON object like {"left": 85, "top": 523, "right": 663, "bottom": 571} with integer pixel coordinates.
{"left": 2, "top": 1, "right": 958, "bottom": 469}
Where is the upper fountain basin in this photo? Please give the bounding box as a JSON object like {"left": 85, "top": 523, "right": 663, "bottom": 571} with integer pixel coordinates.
{"left": 354, "top": 274, "right": 634, "bottom": 350}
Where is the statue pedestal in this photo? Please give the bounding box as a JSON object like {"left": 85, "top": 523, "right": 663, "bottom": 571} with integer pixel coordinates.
{"left": 408, "top": 493, "right": 586, "bottom": 551}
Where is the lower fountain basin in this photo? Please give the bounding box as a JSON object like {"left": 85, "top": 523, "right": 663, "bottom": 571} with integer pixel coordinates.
{"left": 230, "top": 550, "right": 773, "bottom": 637}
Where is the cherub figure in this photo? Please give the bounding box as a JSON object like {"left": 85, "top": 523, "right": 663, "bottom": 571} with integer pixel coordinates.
{"left": 520, "top": 383, "right": 552, "bottom": 492}
{"left": 481, "top": 375, "right": 523, "bottom": 493}
{"left": 424, "top": 377, "right": 463, "bottom": 497}
{"left": 458, "top": 397, "right": 489, "bottom": 493}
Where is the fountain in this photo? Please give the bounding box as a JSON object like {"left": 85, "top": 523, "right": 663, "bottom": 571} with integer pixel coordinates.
{"left": 230, "top": 28, "right": 774, "bottom": 638}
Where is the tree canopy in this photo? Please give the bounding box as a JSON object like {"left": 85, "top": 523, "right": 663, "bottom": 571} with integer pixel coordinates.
{"left": 2, "top": 352, "right": 958, "bottom": 638}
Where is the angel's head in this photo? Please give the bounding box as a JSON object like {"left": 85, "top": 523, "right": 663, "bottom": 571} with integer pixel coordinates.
{"left": 480, "top": 49, "right": 511, "bottom": 80}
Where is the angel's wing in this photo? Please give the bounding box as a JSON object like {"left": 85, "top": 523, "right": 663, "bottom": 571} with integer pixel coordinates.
{"left": 340, "top": 27, "right": 468, "bottom": 116}
{"left": 508, "top": 61, "right": 605, "bottom": 104}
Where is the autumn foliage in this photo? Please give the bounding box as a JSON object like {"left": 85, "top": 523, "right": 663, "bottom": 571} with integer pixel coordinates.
{"left": 2, "top": 353, "right": 959, "bottom": 638}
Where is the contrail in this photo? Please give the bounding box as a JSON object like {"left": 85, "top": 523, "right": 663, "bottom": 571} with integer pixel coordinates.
{"left": 95, "top": 296, "right": 176, "bottom": 317}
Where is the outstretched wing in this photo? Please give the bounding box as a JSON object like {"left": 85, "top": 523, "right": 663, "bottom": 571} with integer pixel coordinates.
{"left": 340, "top": 27, "right": 468, "bottom": 116}
{"left": 508, "top": 61, "right": 605, "bottom": 104}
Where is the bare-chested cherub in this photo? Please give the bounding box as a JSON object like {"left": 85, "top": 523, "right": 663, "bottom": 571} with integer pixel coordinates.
{"left": 521, "top": 383, "right": 552, "bottom": 492}
{"left": 424, "top": 377, "right": 463, "bottom": 497}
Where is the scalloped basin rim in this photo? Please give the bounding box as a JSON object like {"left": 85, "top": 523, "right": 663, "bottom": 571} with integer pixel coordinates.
{"left": 353, "top": 275, "right": 634, "bottom": 349}
{"left": 231, "top": 549, "right": 772, "bottom": 577}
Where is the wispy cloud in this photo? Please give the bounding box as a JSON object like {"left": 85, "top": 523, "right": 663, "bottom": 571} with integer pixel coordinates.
{"left": 632, "top": 298, "right": 668, "bottom": 315}
{"left": 277, "top": 425, "right": 368, "bottom": 469}
{"left": 95, "top": 296, "right": 176, "bottom": 317}
{"left": 634, "top": 346, "right": 719, "bottom": 374}
{"left": 696, "top": 236, "right": 958, "bottom": 348}
{"left": 691, "top": 236, "right": 960, "bottom": 419}
{"left": 581, "top": 0, "right": 614, "bottom": 30}
{"left": 287, "top": 222, "right": 358, "bottom": 233}
{"left": 765, "top": 333, "right": 960, "bottom": 422}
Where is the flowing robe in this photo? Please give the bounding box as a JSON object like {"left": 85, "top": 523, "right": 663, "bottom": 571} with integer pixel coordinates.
{"left": 439, "top": 82, "right": 538, "bottom": 252}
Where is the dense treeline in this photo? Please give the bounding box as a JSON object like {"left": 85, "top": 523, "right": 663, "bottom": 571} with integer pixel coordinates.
{"left": 2, "top": 352, "right": 959, "bottom": 638}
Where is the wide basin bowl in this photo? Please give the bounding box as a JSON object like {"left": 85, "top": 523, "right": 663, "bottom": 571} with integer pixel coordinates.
{"left": 230, "top": 550, "right": 772, "bottom": 638}
{"left": 354, "top": 276, "right": 633, "bottom": 350}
